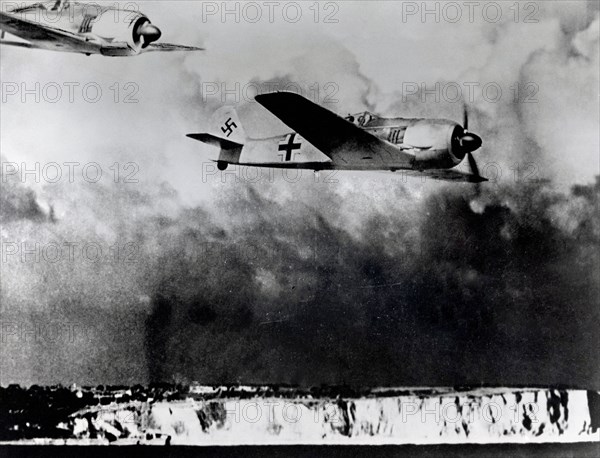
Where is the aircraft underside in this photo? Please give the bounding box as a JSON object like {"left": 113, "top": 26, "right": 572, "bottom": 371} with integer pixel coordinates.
{"left": 217, "top": 160, "right": 485, "bottom": 182}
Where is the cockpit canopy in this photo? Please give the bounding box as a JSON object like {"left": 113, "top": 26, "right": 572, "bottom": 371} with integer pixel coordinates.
{"left": 46, "top": 0, "right": 71, "bottom": 12}
{"left": 13, "top": 1, "right": 71, "bottom": 13}
{"left": 345, "top": 111, "right": 379, "bottom": 127}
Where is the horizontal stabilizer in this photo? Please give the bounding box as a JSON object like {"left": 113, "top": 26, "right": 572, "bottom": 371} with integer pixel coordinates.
{"left": 186, "top": 133, "right": 243, "bottom": 150}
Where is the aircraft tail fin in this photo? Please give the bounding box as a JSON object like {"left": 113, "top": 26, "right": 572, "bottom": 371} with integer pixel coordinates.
{"left": 186, "top": 106, "right": 247, "bottom": 168}
{"left": 209, "top": 106, "right": 247, "bottom": 145}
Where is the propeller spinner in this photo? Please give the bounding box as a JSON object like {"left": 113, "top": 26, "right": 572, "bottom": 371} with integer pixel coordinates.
{"left": 135, "top": 21, "right": 162, "bottom": 48}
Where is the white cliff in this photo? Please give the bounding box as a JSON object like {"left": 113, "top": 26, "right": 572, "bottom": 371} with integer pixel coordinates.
{"left": 62, "top": 387, "right": 598, "bottom": 445}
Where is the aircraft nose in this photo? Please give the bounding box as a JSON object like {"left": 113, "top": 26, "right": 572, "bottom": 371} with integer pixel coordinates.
{"left": 139, "top": 23, "right": 162, "bottom": 45}
{"left": 460, "top": 133, "right": 482, "bottom": 152}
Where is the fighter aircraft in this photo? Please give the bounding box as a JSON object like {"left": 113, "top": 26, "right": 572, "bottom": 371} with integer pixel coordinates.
{"left": 0, "top": 0, "right": 203, "bottom": 56}
{"left": 187, "top": 92, "right": 486, "bottom": 182}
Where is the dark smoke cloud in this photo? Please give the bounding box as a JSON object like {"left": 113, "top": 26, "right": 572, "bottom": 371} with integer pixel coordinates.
{"left": 0, "top": 159, "right": 48, "bottom": 223}
{"left": 142, "top": 178, "right": 599, "bottom": 387}
{"left": 1, "top": 161, "right": 598, "bottom": 388}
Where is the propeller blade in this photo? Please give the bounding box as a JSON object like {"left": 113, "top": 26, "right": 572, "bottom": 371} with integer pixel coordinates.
{"left": 467, "top": 152, "right": 480, "bottom": 178}
{"left": 463, "top": 104, "right": 469, "bottom": 131}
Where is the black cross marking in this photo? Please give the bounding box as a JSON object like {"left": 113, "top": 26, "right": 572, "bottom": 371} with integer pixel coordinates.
{"left": 221, "top": 117, "right": 237, "bottom": 138}
{"left": 278, "top": 134, "right": 302, "bottom": 162}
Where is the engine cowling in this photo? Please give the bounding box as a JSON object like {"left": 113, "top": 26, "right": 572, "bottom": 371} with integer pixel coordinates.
{"left": 92, "top": 12, "right": 160, "bottom": 56}
{"left": 406, "top": 120, "right": 481, "bottom": 170}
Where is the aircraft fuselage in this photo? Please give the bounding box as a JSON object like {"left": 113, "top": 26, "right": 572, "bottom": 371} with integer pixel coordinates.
{"left": 233, "top": 116, "right": 469, "bottom": 172}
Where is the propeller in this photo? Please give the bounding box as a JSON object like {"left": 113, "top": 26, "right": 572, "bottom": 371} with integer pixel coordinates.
{"left": 467, "top": 148, "right": 480, "bottom": 178}
{"left": 136, "top": 21, "right": 162, "bottom": 48}
{"left": 459, "top": 104, "right": 483, "bottom": 180}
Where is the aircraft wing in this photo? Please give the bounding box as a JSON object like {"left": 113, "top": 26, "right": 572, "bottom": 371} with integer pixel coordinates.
{"left": 255, "top": 92, "right": 415, "bottom": 168}
{"left": 0, "top": 10, "right": 94, "bottom": 53}
{"left": 0, "top": 40, "right": 43, "bottom": 49}
{"left": 402, "top": 169, "right": 488, "bottom": 183}
{"left": 142, "top": 42, "right": 204, "bottom": 52}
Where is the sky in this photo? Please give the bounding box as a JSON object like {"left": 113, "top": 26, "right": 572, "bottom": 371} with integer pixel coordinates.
{"left": 0, "top": 1, "right": 599, "bottom": 388}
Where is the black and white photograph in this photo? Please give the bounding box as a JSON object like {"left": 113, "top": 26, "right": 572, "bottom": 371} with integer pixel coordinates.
{"left": 0, "top": 0, "right": 599, "bottom": 455}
